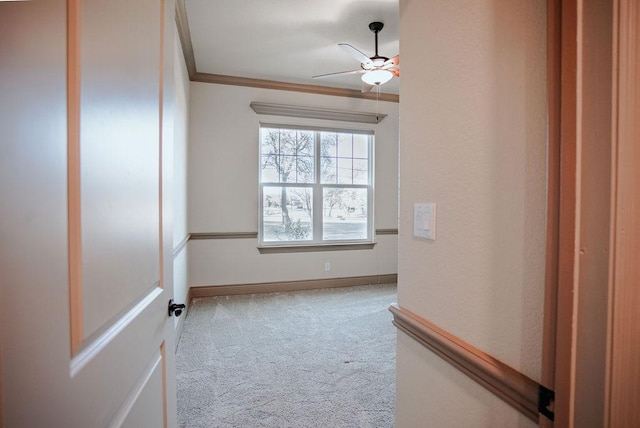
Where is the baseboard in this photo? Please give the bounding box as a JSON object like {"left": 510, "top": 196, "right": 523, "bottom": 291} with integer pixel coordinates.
{"left": 389, "top": 304, "right": 540, "bottom": 422}
{"left": 189, "top": 274, "right": 398, "bottom": 299}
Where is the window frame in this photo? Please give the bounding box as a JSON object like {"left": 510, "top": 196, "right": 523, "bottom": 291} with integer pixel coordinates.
{"left": 258, "top": 123, "right": 375, "bottom": 248}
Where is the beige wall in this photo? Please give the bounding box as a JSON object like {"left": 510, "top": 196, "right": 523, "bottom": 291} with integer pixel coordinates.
{"left": 173, "top": 28, "right": 190, "bottom": 319}
{"left": 188, "top": 83, "right": 399, "bottom": 286}
{"left": 396, "top": 0, "right": 547, "bottom": 426}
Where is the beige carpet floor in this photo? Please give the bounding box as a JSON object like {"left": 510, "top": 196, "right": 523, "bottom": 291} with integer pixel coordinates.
{"left": 176, "top": 283, "right": 397, "bottom": 427}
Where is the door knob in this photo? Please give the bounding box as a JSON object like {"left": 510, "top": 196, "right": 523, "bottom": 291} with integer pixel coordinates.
{"left": 168, "top": 299, "right": 186, "bottom": 317}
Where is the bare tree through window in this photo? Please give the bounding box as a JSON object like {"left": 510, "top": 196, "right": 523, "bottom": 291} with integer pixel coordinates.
{"left": 260, "top": 126, "right": 372, "bottom": 244}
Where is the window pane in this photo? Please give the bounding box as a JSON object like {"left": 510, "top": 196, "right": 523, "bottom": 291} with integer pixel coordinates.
{"left": 296, "top": 131, "right": 314, "bottom": 156}
{"left": 321, "top": 156, "right": 337, "bottom": 184}
{"left": 261, "top": 162, "right": 279, "bottom": 182}
{"left": 261, "top": 128, "right": 315, "bottom": 184}
{"left": 320, "top": 133, "right": 337, "bottom": 157}
{"left": 263, "top": 186, "right": 313, "bottom": 242}
{"left": 320, "top": 133, "right": 338, "bottom": 184}
{"left": 337, "top": 133, "right": 353, "bottom": 157}
{"left": 296, "top": 155, "right": 314, "bottom": 183}
{"left": 260, "top": 130, "right": 281, "bottom": 183}
{"left": 337, "top": 158, "right": 352, "bottom": 184}
{"left": 320, "top": 133, "right": 371, "bottom": 185}
{"left": 323, "top": 188, "right": 368, "bottom": 240}
{"left": 353, "top": 159, "right": 369, "bottom": 184}
{"left": 353, "top": 134, "right": 368, "bottom": 158}
{"left": 260, "top": 128, "right": 280, "bottom": 156}
{"left": 279, "top": 129, "right": 296, "bottom": 153}
{"left": 280, "top": 130, "right": 313, "bottom": 156}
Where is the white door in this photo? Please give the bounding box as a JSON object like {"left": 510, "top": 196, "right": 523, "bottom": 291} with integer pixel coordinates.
{"left": 0, "top": 0, "right": 178, "bottom": 426}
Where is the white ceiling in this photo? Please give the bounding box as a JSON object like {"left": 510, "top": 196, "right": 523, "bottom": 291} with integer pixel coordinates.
{"left": 184, "top": 0, "right": 400, "bottom": 94}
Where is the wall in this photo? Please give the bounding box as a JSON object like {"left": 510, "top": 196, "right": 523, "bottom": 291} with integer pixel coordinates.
{"left": 396, "top": 0, "right": 547, "bottom": 426}
{"left": 173, "top": 28, "right": 190, "bottom": 322}
{"left": 188, "top": 83, "right": 398, "bottom": 286}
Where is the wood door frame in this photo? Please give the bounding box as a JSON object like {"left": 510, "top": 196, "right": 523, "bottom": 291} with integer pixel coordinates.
{"left": 0, "top": 326, "right": 3, "bottom": 428}
{"left": 544, "top": 0, "right": 640, "bottom": 426}
{"left": 545, "top": 0, "right": 599, "bottom": 425}
{"left": 606, "top": 0, "right": 640, "bottom": 425}
{"left": 541, "top": 1, "right": 561, "bottom": 423}
{"left": 540, "top": 0, "right": 568, "bottom": 424}
{"left": 549, "top": 0, "right": 583, "bottom": 425}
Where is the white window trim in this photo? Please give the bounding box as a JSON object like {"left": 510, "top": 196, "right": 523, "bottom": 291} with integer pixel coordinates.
{"left": 258, "top": 124, "right": 375, "bottom": 248}
{"left": 250, "top": 102, "right": 387, "bottom": 124}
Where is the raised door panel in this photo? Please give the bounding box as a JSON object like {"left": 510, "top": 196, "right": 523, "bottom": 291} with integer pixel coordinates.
{"left": 80, "top": 0, "right": 163, "bottom": 338}
{"left": 113, "top": 347, "right": 166, "bottom": 428}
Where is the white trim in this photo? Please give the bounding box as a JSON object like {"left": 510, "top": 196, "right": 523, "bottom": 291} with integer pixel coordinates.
{"left": 251, "top": 102, "right": 387, "bottom": 124}
{"left": 69, "top": 287, "right": 163, "bottom": 377}
{"left": 257, "top": 242, "right": 376, "bottom": 253}
{"left": 260, "top": 122, "right": 374, "bottom": 135}
{"left": 107, "top": 352, "right": 162, "bottom": 428}
{"left": 258, "top": 125, "right": 374, "bottom": 247}
{"left": 172, "top": 234, "right": 190, "bottom": 259}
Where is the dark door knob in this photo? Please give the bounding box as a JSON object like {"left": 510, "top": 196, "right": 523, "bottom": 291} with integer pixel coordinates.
{"left": 168, "top": 299, "right": 186, "bottom": 317}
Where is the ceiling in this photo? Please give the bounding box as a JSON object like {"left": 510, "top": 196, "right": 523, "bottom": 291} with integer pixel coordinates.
{"left": 180, "top": 0, "right": 400, "bottom": 96}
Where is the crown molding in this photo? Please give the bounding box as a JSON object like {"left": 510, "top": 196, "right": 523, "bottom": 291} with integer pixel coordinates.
{"left": 174, "top": 1, "right": 399, "bottom": 103}
{"left": 192, "top": 72, "right": 399, "bottom": 103}
{"left": 175, "top": 0, "right": 196, "bottom": 77}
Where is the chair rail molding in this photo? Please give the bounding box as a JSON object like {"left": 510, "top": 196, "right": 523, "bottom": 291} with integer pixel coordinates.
{"left": 389, "top": 304, "right": 541, "bottom": 422}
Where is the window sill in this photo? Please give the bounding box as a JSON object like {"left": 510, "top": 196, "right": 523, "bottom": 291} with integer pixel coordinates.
{"left": 257, "top": 242, "right": 376, "bottom": 254}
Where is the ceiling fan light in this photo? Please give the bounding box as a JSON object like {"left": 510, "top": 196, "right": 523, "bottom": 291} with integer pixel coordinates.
{"left": 361, "top": 69, "right": 393, "bottom": 86}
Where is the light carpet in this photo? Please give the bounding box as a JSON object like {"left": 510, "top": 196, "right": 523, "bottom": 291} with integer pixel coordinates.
{"left": 176, "top": 283, "right": 397, "bottom": 428}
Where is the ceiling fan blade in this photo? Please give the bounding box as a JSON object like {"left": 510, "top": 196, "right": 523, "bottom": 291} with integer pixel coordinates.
{"left": 390, "top": 68, "right": 400, "bottom": 77}
{"left": 339, "top": 43, "right": 373, "bottom": 66}
{"left": 312, "top": 69, "right": 365, "bottom": 79}
{"left": 361, "top": 83, "right": 375, "bottom": 93}
{"left": 383, "top": 55, "right": 400, "bottom": 67}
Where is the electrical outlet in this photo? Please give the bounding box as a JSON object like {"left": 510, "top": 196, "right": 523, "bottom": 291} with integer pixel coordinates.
{"left": 324, "top": 262, "right": 331, "bottom": 271}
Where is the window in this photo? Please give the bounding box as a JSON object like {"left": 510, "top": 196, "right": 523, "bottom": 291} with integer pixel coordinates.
{"left": 259, "top": 124, "right": 374, "bottom": 246}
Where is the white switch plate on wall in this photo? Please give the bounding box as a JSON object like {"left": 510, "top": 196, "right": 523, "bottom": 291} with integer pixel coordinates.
{"left": 414, "top": 203, "right": 436, "bottom": 240}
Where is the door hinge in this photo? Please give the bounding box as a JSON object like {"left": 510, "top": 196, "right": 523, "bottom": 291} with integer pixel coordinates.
{"left": 538, "top": 385, "right": 555, "bottom": 421}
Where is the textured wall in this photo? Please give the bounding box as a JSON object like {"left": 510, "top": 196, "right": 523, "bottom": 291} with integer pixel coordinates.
{"left": 396, "top": 0, "right": 547, "bottom": 426}
{"left": 188, "top": 83, "right": 399, "bottom": 286}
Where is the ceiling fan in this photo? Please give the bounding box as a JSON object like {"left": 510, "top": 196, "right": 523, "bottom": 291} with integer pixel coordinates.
{"left": 313, "top": 21, "right": 399, "bottom": 92}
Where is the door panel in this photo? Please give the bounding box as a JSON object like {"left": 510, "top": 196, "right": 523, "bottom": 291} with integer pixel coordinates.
{"left": 80, "top": 0, "right": 162, "bottom": 337}
{"left": 112, "top": 348, "right": 165, "bottom": 428}
{"left": 0, "top": 0, "right": 177, "bottom": 426}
